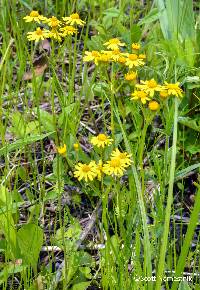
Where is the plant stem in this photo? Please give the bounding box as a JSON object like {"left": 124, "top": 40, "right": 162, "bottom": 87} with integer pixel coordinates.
{"left": 155, "top": 98, "right": 179, "bottom": 289}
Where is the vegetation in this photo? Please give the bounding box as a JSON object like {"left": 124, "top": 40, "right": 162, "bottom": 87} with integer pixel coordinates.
{"left": 0, "top": 0, "right": 200, "bottom": 289}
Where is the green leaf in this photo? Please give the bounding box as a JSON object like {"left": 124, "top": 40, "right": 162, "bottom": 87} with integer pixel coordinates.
{"left": 35, "top": 109, "right": 55, "bottom": 133}
{"left": 0, "top": 131, "right": 55, "bottom": 156}
{"left": 175, "top": 163, "right": 200, "bottom": 181}
{"left": 138, "top": 8, "right": 160, "bottom": 25}
{"left": 71, "top": 281, "right": 91, "bottom": 290}
{"left": 178, "top": 117, "right": 200, "bottom": 132}
{"left": 178, "top": 281, "right": 192, "bottom": 290}
{"left": 17, "top": 223, "right": 43, "bottom": 268}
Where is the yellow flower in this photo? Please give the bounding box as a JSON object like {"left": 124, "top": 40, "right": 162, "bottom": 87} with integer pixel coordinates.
{"left": 148, "top": 101, "right": 160, "bottom": 111}
{"left": 48, "top": 29, "right": 63, "bottom": 41}
{"left": 90, "top": 133, "right": 113, "bottom": 148}
{"left": 111, "top": 149, "right": 132, "bottom": 167}
{"left": 160, "top": 90, "right": 168, "bottom": 99}
{"left": 96, "top": 160, "right": 103, "bottom": 181}
{"left": 163, "top": 82, "right": 183, "bottom": 98}
{"left": 118, "top": 56, "right": 126, "bottom": 64}
{"left": 57, "top": 144, "right": 67, "bottom": 155}
{"left": 109, "top": 49, "right": 122, "bottom": 62}
{"left": 138, "top": 54, "right": 146, "bottom": 59}
{"left": 132, "top": 43, "right": 141, "bottom": 50}
{"left": 124, "top": 53, "right": 145, "bottom": 68}
{"left": 83, "top": 51, "right": 101, "bottom": 65}
{"left": 60, "top": 25, "right": 77, "bottom": 36}
{"left": 23, "top": 10, "right": 46, "bottom": 23}
{"left": 46, "top": 16, "right": 61, "bottom": 28}
{"left": 103, "top": 158, "right": 126, "bottom": 177}
{"left": 73, "top": 143, "right": 79, "bottom": 151}
{"left": 27, "top": 27, "right": 50, "bottom": 42}
{"left": 98, "top": 52, "right": 112, "bottom": 63}
{"left": 62, "top": 13, "right": 85, "bottom": 26}
{"left": 131, "top": 90, "right": 151, "bottom": 104}
{"left": 136, "top": 79, "right": 162, "bottom": 97}
{"left": 74, "top": 161, "right": 97, "bottom": 182}
{"left": 103, "top": 38, "right": 125, "bottom": 50}
{"left": 125, "top": 71, "right": 137, "bottom": 81}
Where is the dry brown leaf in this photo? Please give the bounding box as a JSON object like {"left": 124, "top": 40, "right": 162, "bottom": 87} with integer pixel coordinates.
{"left": 23, "top": 55, "right": 48, "bottom": 81}
{"left": 39, "top": 39, "right": 51, "bottom": 54}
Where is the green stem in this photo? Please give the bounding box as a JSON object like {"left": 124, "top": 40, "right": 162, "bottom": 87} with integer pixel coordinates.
{"left": 155, "top": 98, "right": 179, "bottom": 289}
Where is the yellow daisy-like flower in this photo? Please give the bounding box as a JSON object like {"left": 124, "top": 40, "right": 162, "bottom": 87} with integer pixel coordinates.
{"left": 103, "top": 158, "right": 126, "bottom": 177}
{"left": 111, "top": 149, "right": 132, "bottom": 167}
{"left": 163, "top": 82, "right": 183, "bottom": 98}
{"left": 148, "top": 101, "right": 160, "bottom": 111}
{"left": 73, "top": 143, "right": 79, "bottom": 151}
{"left": 96, "top": 160, "right": 103, "bottom": 181}
{"left": 124, "top": 53, "right": 145, "bottom": 68}
{"left": 118, "top": 56, "right": 126, "bottom": 64}
{"left": 107, "top": 49, "right": 122, "bottom": 62}
{"left": 62, "top": 13, "right": 85, "bottom": 26}
{"left": 48, "top": 29, "right": 63, "bottom": 41}
{"left": 131, "top": 90, "right": 151, "bottom": 104}
{"left": 74, "top": 161, "right": 97, "bottom": 182}
{"left": 98, "top": 52, "right": 111, "bottom": 63}
{"left": 60, "top": 25, "right": 77, "bottom": 36}
{"left": 160, "top": 90, "right": 168, "bottom": 99}
{"left": 57, "top": 144, "right": 67, "bottom": 155}
{"left": 83, "top": 51, "right": 101, "bottom": 65}
{"left": 103, "top": 38, "right": 125, "bottom": 50}
{"left": 132, "top": 43, "right": 141, "bottom": 50}
{"left": 23, "top": 10, "right": 46, "bottom": 23}
{"left": 45, "top": 16, "right": 61, "bottom": 28}
{"left": 125, "top": 71, "right": 137, "bottom": 81}
{"left": 90, "top": 133, "right": 113, "bottom": 148}
{"left": 27, "top": 27, "right": 50, "bottom": 42}
{"left": 136, "top": 79, "right": 162, "bottom": 97}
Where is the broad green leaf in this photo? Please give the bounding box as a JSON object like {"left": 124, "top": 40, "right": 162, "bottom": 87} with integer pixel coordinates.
{"left": 178, "top": 117, "right": 200, "bottom": 132}
{"left": 71, "top": 281, "right": 91, "bottom": 290}
{"left": 178, "top": 281, "right": 192, "bottom": 290}
{"left": 17, "top": 224, "right": 43, "bottom": 267}
{"left": 138, "top": 8, "right": 160, "bottom": 25}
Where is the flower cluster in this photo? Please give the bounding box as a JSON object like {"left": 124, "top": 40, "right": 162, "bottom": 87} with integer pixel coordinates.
{"left": 131, "top": 80, "right": 183, "bottom": 110}
{"left": 83, "top": 37, "right": 184, "bottom": 109}
{"left": 24, "top": 11, "right": 85, "bottom": 42}
{"left": 73, "top": 133, "right": 132, "bottom": 182}
{"left": 83, "top": 38, "right": 146, "bottom": 68}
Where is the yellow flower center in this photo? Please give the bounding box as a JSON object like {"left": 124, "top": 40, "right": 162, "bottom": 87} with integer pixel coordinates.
{"left": 128, "top": 54, "right": 138, "bottom": 61}
{"left": 110, "top": 158, "right": 120, "bottom": 168}
{"left": 126, "top": 72, "right": 137, "bottom": 80}
{"left": 98, "top": 134, "right": 107, "bottom": 141}
{"left": 82, "top": 165, "right": 91, "bottom": 172}
{"left": 167, "top": 84, "right": 179, "bottom": 89}
{"left": 36, "top": 28, "right": 43, "bottom": 35}
{"left": 71, "top": 13, "right": 80, "bottom": 19}
{"left": 50, "top": 16, "right": 59, "bottom": 27}
{"left": 149, "top": 101, "right": 159, "bottom": 111}
{"left": 30, "top": 11, "right": 39, "bottom": 17}
{"left": 148, "top": 79, "right": 157, "bottom": 88}
{"left": 92, "top": 51, "right": 100, "bottom": 57}
{"left": 137, "top": 91, "right": 147, "bottom": 98}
